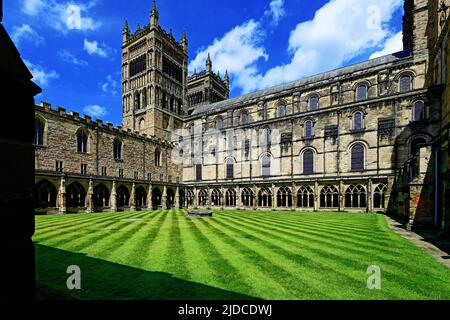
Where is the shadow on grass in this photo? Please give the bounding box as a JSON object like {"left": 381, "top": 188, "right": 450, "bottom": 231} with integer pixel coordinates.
{"left": 35, "top": 244, "right": 258, "bottom": 300}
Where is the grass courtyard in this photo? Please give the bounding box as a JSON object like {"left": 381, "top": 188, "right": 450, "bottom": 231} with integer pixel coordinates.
{"left": 34, "top": 210, "right": 450, "bottom": 300}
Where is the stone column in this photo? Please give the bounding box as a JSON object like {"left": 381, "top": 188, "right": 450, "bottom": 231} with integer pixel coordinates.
{"left": 85, "top": 178, "right": 94, "bottom": 213}
{"left": 110, "top": 180, "right": 117, "bottom": 212}
{"left": 339, "top": 180, "right": 344, "bottom": 212}
{"left": 193, "top": 187, "right": 198, "bottom": 207}
{"left": 57, "top": 176, "right": 66, "bottom": 214}
{"left": 162, "top": 185, "right": 168, "bottom": 209}
{"left": 253, "top": 185, "right": 258, "bottom": 209}
{"left": 235, "top": 185, "right": 240, "bottom": 208}
{"left": 220, "top": 185, "right": 225, "bottom": 209}
{"left": 130, "top": 183, "right": 136, "bottom": 211}
{"left": 207, "top": 186, "right": 212, "bottom": 207}
{"left": 314, "top": 180, "right": 319, "bottom": 212}
{"left": 292, "top": 183, "right": 297, "bottom": 210}
{"left": 175, "top": 186, "right": 180, "bottom": 209}
{"left": 272, "top": 183, "right": 276, "bottom": 209}
{"left": 367, "top": 179, "right": 373, "bottom": 213}
{"left": 147, "top": 184, "right": 153, "bottom": 209}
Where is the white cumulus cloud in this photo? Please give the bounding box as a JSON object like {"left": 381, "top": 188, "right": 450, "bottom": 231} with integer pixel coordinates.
{"left": 101, "top": 75, "right": 119, "bottom": 96}
{"left": 11, "top": 24, "right": 45, "bottom": 46}
{"left": 24, "top": 60, "right": 59, "bottom": 87}
{"left": 265, "top": 0, "right": 286, "bottom": 26}
{"left": 369, "top": 31, "right": 403, "bottom": 59}
{"left": 22, "top": 0, "right": 100, "bottom": 32}
{"left": 189, "top": 20, "right": 268, "bottom": 94}
{"left": 84, "top": 39, "right": 108, "bottom": 57}
{"left": 83, "top": 105, "right": 108, "bottom": 118}
{"left": 190, "top": 0, "right": 403, "bottom": 94}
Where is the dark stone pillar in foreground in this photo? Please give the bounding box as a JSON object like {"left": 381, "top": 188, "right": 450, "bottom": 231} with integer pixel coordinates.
{"left": 0, "top": 2, "right": 41, "bottom": 300}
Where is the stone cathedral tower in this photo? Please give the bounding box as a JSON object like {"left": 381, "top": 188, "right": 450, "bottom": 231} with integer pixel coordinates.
{"left": 121, "top": 0, "right": 188, "bottom": 140}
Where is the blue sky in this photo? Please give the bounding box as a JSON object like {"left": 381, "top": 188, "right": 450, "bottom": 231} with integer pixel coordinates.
{"left": 3, "top": 0, "right": 404, "bottom": 126}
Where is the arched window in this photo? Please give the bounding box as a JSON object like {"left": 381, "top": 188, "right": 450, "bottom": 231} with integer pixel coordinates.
{"left": 373, "top": 184, "right": 387, "bottom": 209}
{"left": 413, "top": 101, "right": 425, "bottom": 121}
{"left": 241, "top": 188, "right": 254, "bottom": 207}
{"left": 66, "top": 182, "right": 86, "bottom": 209}
{"left": 258, "top": 187, "right": 272, "bottom": 207}
{"left": 77, "top": 129, "right": 88, "bottom": 153}
{"left": 215, "top": 116, "right": 223, "bottom": 130}
{"left": 34, "top": 118, "right": 45, "bottom": 146}
{"left": 185, "top": 188, "right": 195, "bottom": 207}
{"left": 309, "top": 95, "right": 319, "bottom": 111}
{"left": 241, "top": 111, "right": 248, "bottom": 125}
{"left": 261, "top": 104, "right": 268, "bottom": 120}
{"left": 155, "top": 148, "right": 161, "bottom": 167}
{"left": 297, "top": 186, "right": 314, "bottom": 208}
{"left": 211, "top": 188, "right": 222, "bottom": 206}
{"left": 226, "top": 158, "right": 234, "bottom": 179}
{"left": 399, "top": 75, "right": 412, "bottom": 92}
{"left": 135, "top": 186, "right": 147, "bottom": 208}
{"left": 277, "top": 105, "right": 286, "bottom": 117}
{"left": 225, "top": 188, "right": 237, "bottom": 206}
{"left": 410, "top": 137, "right": 426, "bottom": 156}
{"left": 276, "top": 186, "right": 292, "bottom": 207}
{"left": 351, "top": 144, "right": 365, "bottom": 171}
{"left": 320, "top": 185, "right": 339, "bottom": 208}
{"left": 353, "top": 112, "right": 363, "bottom": 130}
{"left": 134, "top": 92, "right": 141, "bottom": 110}
{"left": 261, "top": 154, "right": 271, "bottom": 177}
{"left": 303, "top": 150, "right": 314, "bottom": 174}
{"left": 113, "top": 139, "right": 122, "bottom": 160}
{"left": 139, "top": 118, "right": 145, "bottom": 131}
{"left": 305, "top": 120, "right": 313, "bottom": 139}
{"left": 93, "top": 184, "right": 110, "bottom": 208}
{"left": 356, "top": 84, "right": 367, "bottom": 101}
{"left": 344, "top": 185, "right": 367, "bottom": 208}
{"left": 117, "top": 185, "right": 130, "bottom": 207}
{"left": 261, "top": 128, "right": 271, "bottom": 147}
{"left": 198, "top": 189, "right": 208, "bottom": 206}
{"left": 34, "top": 180, "right": 57, "bottom": 209}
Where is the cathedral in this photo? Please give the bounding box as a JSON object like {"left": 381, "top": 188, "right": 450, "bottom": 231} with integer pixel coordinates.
{"left": 33, "top": 0, "right": 450, "bottom": 236}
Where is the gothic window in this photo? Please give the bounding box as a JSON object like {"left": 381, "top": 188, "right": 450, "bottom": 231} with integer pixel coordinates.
{"left": 356, "top": 84, "right": 368, "bottom": 101}
{"left": 344, "top": 185, "right": 367, "bottom": 208}
{"left": 261, "top": 154, "right": 271, "bottom": 177}
{"left": 77, "top": 129, "right": 88, "bottom": 153}
{"left": 34, "top": 118, "right": 45, "bottom": 146}
{"left": 226, "top": 188, "right": 237, "bottom": 206}
{"left": 261, "top": 128, "right": 271, "bottom": 147}
{"left": 309, "top": 95, "right": 319, "bottom": 111}
{"left": 198, "top": 189, "right": 208, "bottom": 206}
{"left": 170, "top": 96, "right": 175, "bottom": 112}
{"left": 399, "top": 75, "right": 412, "bottom": 92}
{"left": 241, "top": 111, "right": 248, "bottom": 125}
{"left": 351, "top": 144, "right": 365, "bottom": 171}
{"left": 226, "top": 158, "right": 234, "bottom": 179}
{"left": 216, "top": 116, "right": 223, "bottom": 130}
{"left": 303, "top": 150, "right": 314, "bottom": 174}
{"left": 113, "top": 139, "right": 122, "bottom": 160}
{"left": 261, "top": 104, "right": 268, "bottom": 120}
{"left": 129, "top": 54, "right": 147, "bottom": 77}
{"left": 241, "top": 188, "right": 254, "bottom": 207}
{"left": 258, "top": 187, "right": 272, "bottom": 207}
{"left": 305, "top": 120, "right": 313, "bottom": 139}
{"left": 320, "top": 185, "right": 339, "bottom": 208}
{"left": 155, "top": 149, "right": 161, "bottom": 167}
{"left": 277, "top": 105, "right": 286, "bottom": 117}
{"left": 378, "top": 118, "right": 395, "bottom": 138}
{"left": 297, "top": 186, "right": 314, "bottom": 208}
{"left": 244, "top": 139, "right": 250, "bottom": 158}
{"left": 66, "top": 182, "right": 86, "bottom": 208}
{"left": 185, "top": 188, "right": 195, "bottom": 206}
{"left": 196, "top": 164, "right": 202, "bottom": 181}
{"left": 276, "top": 186, "right": 292, "bottom": 207}
{"left": 211, "top": 188, "right": 222, "bottom": 206}
{"left": 373, "top": 184, "right": 388, "bottom": 209}
{"left": 353, "top": 111, "right": 363, "bottom": 130}
{"left": 139, "top": 118, "right": 145, "bottom": 131}
{"left": 142, "top": 90, "right": 147, "bottom": 108}
{"left": 93, "top": 184, "right": 110, "bottom": 208}
{"left": 413, "top": 101, "right": 426, "bottom": 121}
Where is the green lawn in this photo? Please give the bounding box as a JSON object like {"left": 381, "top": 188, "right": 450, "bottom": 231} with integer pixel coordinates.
{"left": 34, "top": 210, "right": 450, "bottom": 300}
